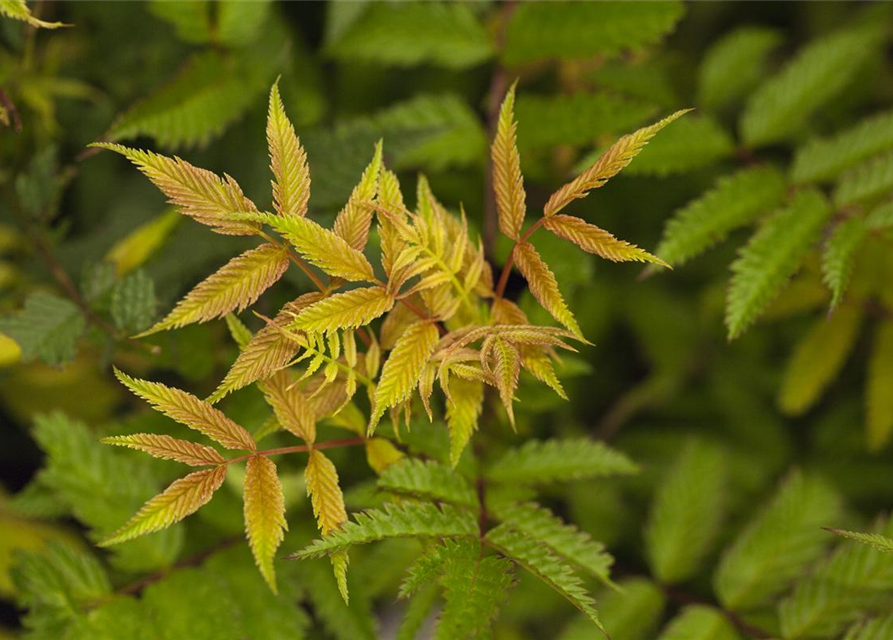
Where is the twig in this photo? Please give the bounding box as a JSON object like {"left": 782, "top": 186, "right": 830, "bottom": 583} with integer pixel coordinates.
{"left": 0, "top": 84, "right": 22, "bottom": 133}
{"left": 225, "top": 436, "right": 367, "bottom": 466}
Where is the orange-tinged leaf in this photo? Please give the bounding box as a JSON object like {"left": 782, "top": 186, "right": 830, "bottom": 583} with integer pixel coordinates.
{"left": 369, "top": 321, "right": 440, "bottom": 434}
{"left": 244, "top": 455, "right": 287, "bottom": 593}
{"left": 544, "top": 110, "right": 690, "bottom": 217}
{"left": 210, "top": 293, "right": 322, "bottom": 403}
{"left": 102, "top": 433, "right": 224, "bottom": 466}
{"left": 488, "top": 337, "right": 520, "bottom": 427}
{"left": 491, "top": 81, "right": 526, "bottom": 240}
{"left": 90, "top": 143, "right": 260, "bottom": 236}
{"left": 334, "top": 141, "right": 383, "bottom": 251}
{"left": 267, "top": 81, "right": 310, "bottom": 218}
{"left": 261, "top": 213, "right": 376, "bottom": 282}
{"left": 262, "top": 370, "right": 315, "bottom": 443}
{"left": 100, "top": 465, "right": 227, "bottom": 546}
{"left": 543, "top": 214, "right": 668, "bottom": 267}
{"left": 291, "top": 286, "right": 394, "bottom": 334}
{"left": 512, "top": 242, "right": 581, "bottom": 337}
{"left": 140, "top": 243, "right": 289, "bottom": 336}
{"left": 115, "top": 368, "right": 256, "bottom": 451}
{"left": 305, "top": 449, "right": 347, "bottom": 535}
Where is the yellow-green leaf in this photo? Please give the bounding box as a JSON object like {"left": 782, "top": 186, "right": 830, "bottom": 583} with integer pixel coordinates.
{"left": 512, "top": 242, "right": 581, "bottom": 337}
{"left": 115, "top": 368, "right": 256, "bottom": 451}
{"left": 291, "top": 286, "right": 394, "bottom": 334}
{"left": 140, "top": 243, "right": 289, "bottom": 336}
{"left": 543, "top": 214, "right": 667, "bottom": 267}
{"left": 101, "top": 433, "right": 224, "bottom": 466}
{"left": 244, "top": 454, "right": 287, "bottom": 593}
{"left": 369, "top": 321, "right": 440, "bottom": 434}
{"left": 544, "top": 110, "right": 690, "bottom": 217}
{"left": 90, "top": 143, "right": 260, "bottom": 236}
{"left": 491, "top": 81, "right": 526, "bottom": 241}
{"left": 334, "top": 141, "right": 383, "bottom": 251}
{"left": 305, "top": 449, "right": 348, "bottom": 535}
{"left": 100, "top": 465, "right": 226, "bottom": 546}
{"left": 267, "top": 81, "right": 310, "bottom": 218}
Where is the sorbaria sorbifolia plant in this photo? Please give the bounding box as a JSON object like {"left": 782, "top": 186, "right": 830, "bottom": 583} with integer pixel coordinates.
{"left": 91, "top": 79, "right": 683, "bottom": 633}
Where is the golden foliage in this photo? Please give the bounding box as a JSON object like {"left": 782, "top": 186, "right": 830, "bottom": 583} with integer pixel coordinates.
{"left": 369, "top": 321, "right": 440, "bottom": 434}
{"left": 243, "top": 455, "right": 287, "bottom": 593}
{"left": 101, "top": 465, "right": 227, "bottom": 546}
{"left": 91, "top": 143, "right": 260, "bottom": 236}
{"left": 543, "top": 214, "right": 668, "bottom": 267}
{"left": 491, "top": 81, "right": 527, "bottom": 240}
{"left": 305, "top": 449, "right": 348, "bottom": 535}
{"left": 140, "top": 243, "right": 289, "bottom": 336}
{"left": 512, "top": 242, "right": 581, "bottom": 337}
{"left": 543, "top": 110, "right": 690, "bottom": 217}
{"left": 262, "top": 213, "right": 376, "bottom": 282}
{"left": 261, "top": 370, "right": 316, "bottom": 443}
{"left": 115, "top": 368, "right": 256, "bottom": 451}
{"left": 445, "top": 377, "right": 484, "bottom": 467}
{"left": 267, "top": 82, "right": 310, "bottom": 218}
{"left": 291, "top": 286, "right": 394, "bottom": 334}
{"left": 101, "top": 433, "right": 224, "bottom": 466}
{"left": 334, "top": 141, "right": 383, "bottom": 251}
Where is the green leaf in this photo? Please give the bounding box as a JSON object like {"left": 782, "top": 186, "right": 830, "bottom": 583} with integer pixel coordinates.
{"left": 515, "top": 92, "right": 656, "bottom": 149}
{"left": 326, "top": 2, "right": 492, "bottom": 69}
{"left": 0, "top": 292, "right": 85, "bottom": 366}
{"left": 793, "top": 110, "right": 893, "bottom": 183}
{"left": 493, "top": 502, "right": 614, "bottom": 585}
{"left": 11, "top": 541, "right": 111, "bottom": 639}
{"left": 107, "top": 51, "right": 272, "bottom": 149}
{"left": 377, "top": 459, "right": 478, "bottom": 508}
{"left": 698, "top": 27, "right": 782, "bottom": 110}
{"left": 822, "top": 218, "right": 868, "bottom": 309}
{"left": 725, "top": 189, "right": 832, "bottom": 340}
{"left": 741, "top": 26, "right": 885, "bottom": 147}
{"left": 111, "top": 269, "right": 157, "bottom": 334}
{"left": 291, "top": 503, "right": 478, "bottom": 559}
{"left": 834, "top": 151, "right": 893, "bottom": 207}
{"left": 620, "top": 115, "right": 735, "bottom": 177}
{"left": 298, "top": 558, "right": 377, "bottom": 640}
{"left": 486, "top": 523, "right": 603, "bottom": 631}
{"left": 867, "top": 320, "right": 893, "bottom": 451}
{"left": 30, "top": 412, "right": 183, "bottom": 572}
{"left": 559, "top": 577, "right": 665, "bottom": 640}
{"left": 827, "top": 529, "right": 893, "bottom": 555}
{"left": 433, "top": 540, "right": 516, "bottom": 640}
{"left": 780, "top": 517, "right": 893, "bottom": 639}
{"left": 843, "top": 614, "right": 893, "bottom": 640}
{"left": 655, "top": 166, "right": 787, "bottom": 267}
{"left": 645, "top": 439, "right": 727, "bottom": 584}
{"left": 368, "top": 93, "right": 487, "bottom": 171}
{"left": 656, "top": 606, "right": 741, "bottom": 640}
{"left": 486, "top": 439, "right": 637, "bottom": 485}
{"left": 503, "top": 1, "right": 684, "bottom": 65}
{"left": 714, "top": 471, "right": 843, "bottom": 611}
{"left": 778, "top": 305, "right": 862, "bottom": 416}
{"left": 149, "top": 0, "right": 271, "bottom": 46}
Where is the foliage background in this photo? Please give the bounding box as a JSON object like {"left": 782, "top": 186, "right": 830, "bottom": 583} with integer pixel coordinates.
{"left": 2, "top": 1, "right": 893, "bottom": 639}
